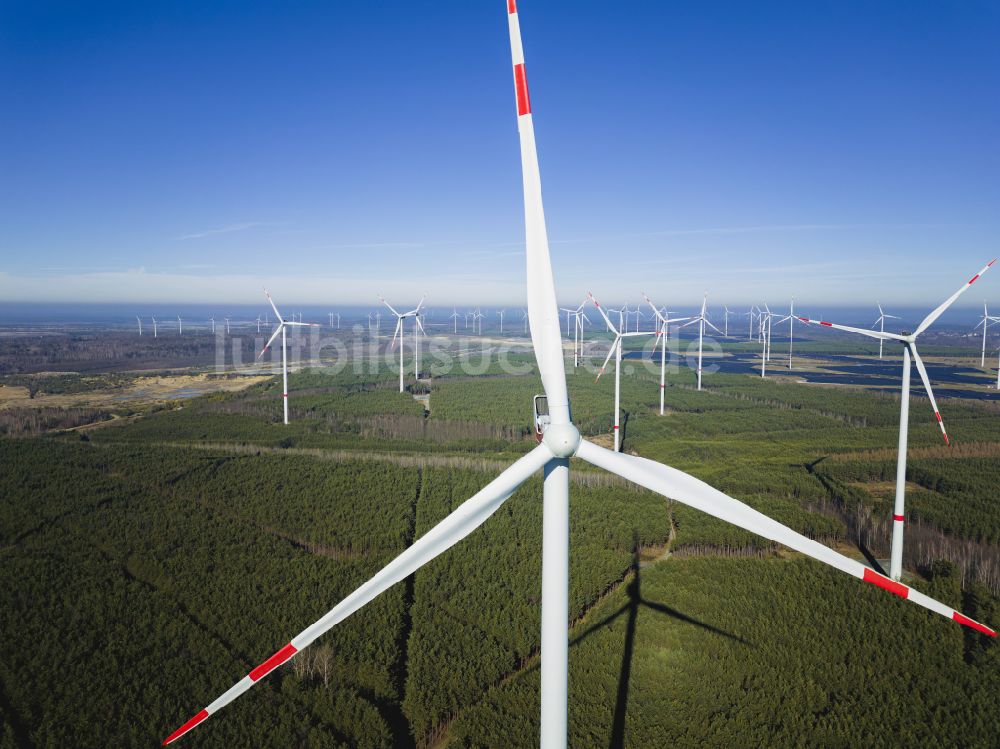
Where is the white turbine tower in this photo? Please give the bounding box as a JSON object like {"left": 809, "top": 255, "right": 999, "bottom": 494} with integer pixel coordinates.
{"left": 589, "top": 292, "right": 655, "bottom": 452}
{"left": 136, "top": 316, "right": 143, "bottom": 336}
{"left": 799, "top": 259, "right": 996, "bottom": 580}
{"left": 256, "top": 315, "right": 262, "bottom": 334}
{"left": 381, "top": 295, "right": 426, "bottom": 392}
{"left": 225, "top": 317, "right": 231, "bottom": 335}
{"left": 177, "top": 316, "right": 183, "bottom": 335}
{"left": 785, "top": 299, "right": 796, "bottom": 370}
{"left": 642, "top": 293, "right": 690, "bottom": 415}
{"left": 497, "top": 308, "right": 506, "bottom": 334}
{"left": 258, "top": 289, "right": 318, "bottom": 426}
{"left": 209, "top": 317, "right": 216, "bottom": 335}
{"left": 162, "top": 7, "right": 995, "bottom": 747}
{"left": 450, "top": 306, "right": 460, "bottom": 333}
{"left": 722, "top": 306, "right": 733, "bottom": 337}
{"left": 873, "top": 302, "right": 901, "bottom": 360}
{"left": 151, "top": 316, "right": 158, "bottom": 338}
{"left": 680, "top": 293, "right": 721, "bottom": 391}
{"left": 759, "top": 310, "right": 770, "bottom": 378}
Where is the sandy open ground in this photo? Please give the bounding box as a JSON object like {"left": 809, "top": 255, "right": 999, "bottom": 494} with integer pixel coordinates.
{"left": 0, "top": 373, "right": 269, "bottom": 410}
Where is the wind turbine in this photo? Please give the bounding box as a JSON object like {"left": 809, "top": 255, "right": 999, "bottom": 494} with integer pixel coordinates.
{"left": 209, "top": 317, "right": 216, "bottom": 335}
{"left": 151, "top": 316, "right": 158, "bottom": 338}
{"left": 258, "top": 289, "right": 319, "bottom": 425}
{"left": 589, "top": 292, "right": 656, "bottom": 452}
{"left": 450, "top": 306, "right": 460, "bottom": 333}
{"left": 722, "top": 306, "right": 733, "bottom": 337}
{"left": 136, "top": 316, "right": 142, "bottom": 336}
{"left": 522, "top": 308, "right": 529, "bottom": 334}
{"left": 873, "top": 302, "right": 901, "bottom": 360}
{"left": 973, "top": 302, "right": 999, "bottom": 367}
{"left": 642, "top": 293, "right": 690, "bottom": 415}
{"left": 559, "top": 301, "right": 588, "bottom": 368}
{"left": 799, "top": 259, "right": 996, "bottom": 580}
{"left": 497, "top": 308, "right": 506, "bottom": 334}
{"left": 381, "top": 295, "right": 426, "bottom": 391}
{"left": 256, "top": 315, "right": 262, "bottom": 334}
{"left": 772, "top": 299, "right": 797, "bottom": 370}
{"left": 163, "top": 7, "right": 995, "bottom": 747}
{"left": 177, "top": 316, "right": 183, "bottom": 335}
{"left": 680, "top": 293, "right": 722, "bottom": 391}
{"left": 225, "top": 317, "right": 231, "bottom": 335}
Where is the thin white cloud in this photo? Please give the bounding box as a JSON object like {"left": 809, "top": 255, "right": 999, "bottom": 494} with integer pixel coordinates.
{"left": 175, "top": 222, "right": 266, "bottom": 240}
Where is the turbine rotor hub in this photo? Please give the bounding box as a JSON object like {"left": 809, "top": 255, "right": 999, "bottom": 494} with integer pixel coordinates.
{"left": 542, "top": 423, "right": 581, "bottom": 458}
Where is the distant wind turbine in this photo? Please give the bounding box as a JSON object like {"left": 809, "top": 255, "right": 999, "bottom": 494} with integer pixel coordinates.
{"left": 381, "top": 295, "right": 427, "bottom": 391}
{"left": 873, "top": 302, "right": 901, "bottom": 360}
{"left": 589, "top": 292, "right": 656, "bottom": 451}
{"left": 259, "top": 289, "right": 319, "bottom": 425}
{"left": 799, "top": 260, "right": 996, "bottom": 579}
{"left": 679, "top": 293, "right": 721, "bottom": 391}
{"left": 642, "top": 293, "right": 690, "bottom": 415}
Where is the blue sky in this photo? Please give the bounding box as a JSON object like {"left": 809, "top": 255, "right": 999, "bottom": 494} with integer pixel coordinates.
{"left": 1, "top": 0, "right": 998, "bottom": 307}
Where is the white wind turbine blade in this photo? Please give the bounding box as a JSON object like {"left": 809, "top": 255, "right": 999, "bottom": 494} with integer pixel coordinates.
{"left": 797, "top": 316, "right": 907, "bottom": 342}
{"left": 416, "top": 316, "right": 427, "bottom": 337}
{"left": 258, "top": 325, "right": 284, "bottom": 359}
{"left": 641, "top": 292, "right": 666, "bottom": 323}
{"left": 263, "top": 289, "right": 284, "bottom": 323}
{"left": 163, "top": 444, "right": 554, "bottom": 745}
{"left": 587, "top": 292, "right": 620, "bottom": 335}
{"left": 379, "top": 296, "right": 401, "bottom": 318}
{"left": 909, "top": 346, "right": 950, "bottom": 445}
{"left": 595, "top": 335, "right": 621, "bottom": 381}
{"left": 509, "top": 4, "right": 569, "bottom": 424}
{"left": 914, "top": 259, "right": 996, "bottom": 336}
{"left": 390, "top": 319, "right": 402, "bottom": 350}
{"left": 704, "top": 318, "right": 723, "bottom": 335}
{"left": 575, "top": 439, "right": 995, "bottom": 637}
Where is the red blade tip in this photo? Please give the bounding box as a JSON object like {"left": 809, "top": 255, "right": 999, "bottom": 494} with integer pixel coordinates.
{"left": 953, "top": 611, "right": 997, "bottom": 637}
{"left": 163, "top": 710, "right": 208, "bottom": 745}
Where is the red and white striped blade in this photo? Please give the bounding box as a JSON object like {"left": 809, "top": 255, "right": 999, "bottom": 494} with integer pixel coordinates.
{"left": 641, "top": 293, "right": 666, "bottom": 323}
{"left": 257, "top": 325, "right": 283, "bottom": 360}
{"left": 797, "top": 316, "right": 906, "bottom": 342}
{"left": 588, "top": 292, "right": 619, "bottom": 335}
{"left": 263, "top": 288, "right": 283, "bottom": 324}
{"left": 162, "top": 444, "right": 554, "bottom": 745}
{"left": 910, "top": 345, "right": 950, "bottom": 445}
{"left": 509, "top": 0, "right": 570, "bottom": 424}
{"left": 915, "top": 259, "right": 996, "bottom": 336}
{"left": 595, "top": 335, "right": 620, "bottom": 382}
{"left": 576, "top": 439, "right": 996, "bottom": 637}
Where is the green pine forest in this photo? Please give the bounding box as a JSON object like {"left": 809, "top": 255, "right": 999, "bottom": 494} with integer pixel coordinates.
{"left": 1, "top": 356, "right": 998, "bottom": 748}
